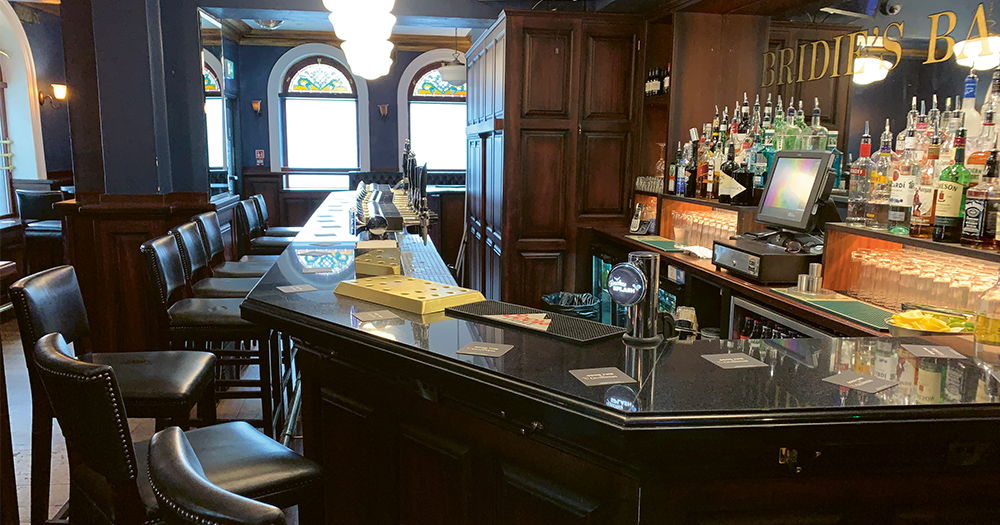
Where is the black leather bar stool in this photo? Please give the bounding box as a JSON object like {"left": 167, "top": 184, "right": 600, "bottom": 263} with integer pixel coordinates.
{"left": 15, "top": 189, "right": 65, "bottom": 273}
{"left": 141, "top": 234, "right": 276, "bottom": 437}
{"left": 171, "top": 222, "right": 258, "bottom": 299}
{"left": 234, "top": 200, "right": 291, "bottom": 257}
{"left": 148, "top": 427, "right": 287, "bottom": 525}
{"left": 33, "top": 333, "right": 323, "bottom": 525}
{"left": 191, "top": 211, "right": 276, "bottom": 273}
{"left": 250, "top": 195, "right": 301, "bottom": 238}
{"left": 10, "top": 266, "right": 217, "bottom": 525}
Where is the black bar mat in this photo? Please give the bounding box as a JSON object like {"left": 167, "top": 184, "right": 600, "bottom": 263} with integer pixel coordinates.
{"left": 446, "top": 300, "right": 626, "bottom": 344}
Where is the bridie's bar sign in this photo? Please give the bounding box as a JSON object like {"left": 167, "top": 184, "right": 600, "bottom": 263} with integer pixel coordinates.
{"left": 761, "top": 3, "right": 997, "bottom": 87}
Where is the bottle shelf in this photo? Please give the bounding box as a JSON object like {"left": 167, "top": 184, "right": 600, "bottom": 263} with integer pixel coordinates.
{"left": 659, "top": 193, "right": 758, "bottom": 213}
{"left": 644, "top": 94, "right": 671, "bottom": 107}
{"left": 825, "top": 222, "right": 1000, "bottom": 264}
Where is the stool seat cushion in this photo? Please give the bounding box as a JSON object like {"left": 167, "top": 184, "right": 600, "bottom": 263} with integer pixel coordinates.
{"left": 167, "top": 298, "right": 254, "bottom": 328}
{"left": 265, "top": 226, "right": 301, "bottom": 237}
{"left": 24, "top": 219, "right": 62, "bottom": 231}
{"left": 191, "top": 277, "right": 259, "bottom": 299}
{"left": 84, "top": 351, "right": 215, "bottom": 416}
{"left": 212, "top": 261, "right": 271, "bottom": 278}
{"left": 250, "top": 237, "right": 291, "bottom": 256}
{"left": 239, "top": 255, "right": 279, "bottom": 263}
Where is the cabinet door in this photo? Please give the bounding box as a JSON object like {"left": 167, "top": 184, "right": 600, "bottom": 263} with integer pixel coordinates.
{"left": 494, "top": 463, "right": 638, "bottom": 525}
{"left": 467, "top": 137, "right": 483, "bottom": 225}
{"left": 489, "top": 241, "right": 502, "bottom": 301}
{"left": 398, "top": 423, "right": 476, "bottom": 525}
{"left": 467, "top": 226, "right": 483, "bottom": 291}
{"left": 520, "top": 25, "right": 575, "bottom": 119}
{"left": 489, "top": 132, "right": 504, "bottom": 237}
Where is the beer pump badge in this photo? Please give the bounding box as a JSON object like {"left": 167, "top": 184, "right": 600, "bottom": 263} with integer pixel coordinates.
{"left": 607, "top": 263, "right": 647, "bottom": 306}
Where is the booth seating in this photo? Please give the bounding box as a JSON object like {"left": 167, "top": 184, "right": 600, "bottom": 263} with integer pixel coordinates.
{"left": 251, "top": 194, "right": 301, "bottom": 238}
{"left": 192, "top": 211, "right": 276, "bottom": 275}
{"left": 33, "top": 333, "right": 323, "bottom": 524}
{"left": 233, "top": 200, "right": 290, "bottom": 258}
{"left": 171, "top": 222, "right": 258, "bottom": 299}
{"left": 14, "top": 189, "right": 65, "bottom": 273}
{"left": 141, "top": 235, "right": 278, "bottom": 438}
{"left": 10, "top": 266, "right": 217, "bottom": 525}
{"left": 148, "top": 427, "right": 288, "bottom": 525}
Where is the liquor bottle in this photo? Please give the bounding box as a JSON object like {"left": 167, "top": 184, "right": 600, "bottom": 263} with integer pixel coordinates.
{"left": 961, "top": 134, "right": 1000, "bottom": 248}
{"left": 805, "top": 97, "right": 829, "bottom": 151}
{"left": 662, "top": 64, "right": 671, "bottom": 94}
{"left": 928, "top": 94, "right": 941, "bottom": 136}
{"left": 719, "top": 143, "right": 737, "bottom": 204}
{"left": 873, "top": 340, "right": 898, "bottom": 382}
{"left": 888, "top": 129, "right": 919, "bottom": 235}
{"left": 940, "top": 96, "right": 961, "bottom": 168}
{"left": 677, "top": 142, "right": 690, "bottom": 196}
{"left": 964, "top": 69, "right": 983, "bottom": 138}
{"left": 934, "top": 112, "right": 971, "bottom": 243}
{"left": 684, "top": 131, "right": 699, "bottom": 198}
{"left": 712, "top": 105, "right": 721, "bottom": 145}
{"left": 916, "top": 358, "right": 944, "bottom": 404}
{"left": 966, "top": 108, "right": 996, "bottom": 188}
{"left": 732, "top": 155, "right": 755, "bottom": 206}
{"left": 746, "top": 130, "right": 765, "bottom": 188}
{"left": 826, "top": 130, "right": 843, "bottom": 188}
{"left": 651, "top": 68, "right": 662, "bottom": 96}
{"left": 897, "top": 97, "right": 918, "bottom": 157}
{"left": 910, "top": 128, "right": 940, "bottom": 238}
{"left": 697, "top": 137, "right": 711, "bottom": 199}
{"left": 941, "top": 96, "right": 953, "bottom": 139}
{"left": 732, "top": 99, "right": 743, "bottom": 155}
{"left": 669, "top": 141, "right": 684, "bottom": 195}
{"left": 709, "top": 141, "right": 723, "bottom": 200}
{"left": 915, "top": 101, "right": 930, "bottom": 162}
{"left": 866, "top": 119, "right": 893, "bottom": 230}
{"left": 780, "top": 99, "right": 800, "bottom": 150}
{"left": 739, "top": 93, "right": 751, "bottom": 135}
{"left": 644, "top": 70, "right": 651, "bottom": 96}
{"left": 763, "top": 93, "right": 773, "bottom": 129}
{"left": 974, "top": 268, "right": 1000, "bottom": 367}
{"left": 981, "top": 70, "right": 1000, "bottom": 132}
{"left": 719, "top": 107, "right": 730, "bottom": 147}
{"left": 848, "top": 121, "right": 873, "bottom": 227}
{"left": 772, "top": 95, "right": 786, "bottom": 137}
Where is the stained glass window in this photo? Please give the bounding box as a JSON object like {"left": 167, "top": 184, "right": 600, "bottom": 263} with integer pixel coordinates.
{"left": 286, "top": 62, "right": 353, "bottom": 94}
{"left": 411, "top": 68, "right": 466, "bottom": 98}
{"left": 204, "top": 66, "right": 220, "bottom": 93}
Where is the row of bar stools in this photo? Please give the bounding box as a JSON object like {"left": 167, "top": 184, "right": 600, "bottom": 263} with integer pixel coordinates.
{"left": 234, "top": 199, "right": 291, "bottom": 258}
{"left": 140, "top": 235, "right": 279, "bottom": 439}
{"left": 193, "top": 211, "right": 275, "bottom": 276}
{"left": 10, "top": 266, "right": 217, "bottom": 525}
{"left": 250, "top": 194, "right": 302, "bottom": 238}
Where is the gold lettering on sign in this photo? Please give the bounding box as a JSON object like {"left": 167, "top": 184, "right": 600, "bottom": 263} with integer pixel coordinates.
{"left": 777, "top": 47, "right": 794, "bottom": 85}
{"left": 809, "top": 40, "right": 830, "bottom": 81}
{"left": 845, "top": 30, "right": 868, "bottom": 76}
{"left": 760, "top": 51, "right": 776, "bottom": 87}
{"left": 959, "top": 3, "right": 992, "bottom": 60}
{"left": 925, "top": 11, "right": 957, "bottom": 64}
{"left": 797, "top": 43, "right": 808, "bottom": 82}
{"left": 884, "top": 22, "right": 904, "bottom": 69}
{"left": 830, "top": 34, "right": 844, "bottom": 78}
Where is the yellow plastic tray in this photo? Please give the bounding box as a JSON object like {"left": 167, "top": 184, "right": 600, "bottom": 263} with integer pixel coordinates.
{"left": 335, "top": 275, "right": 485, "bottom": 314}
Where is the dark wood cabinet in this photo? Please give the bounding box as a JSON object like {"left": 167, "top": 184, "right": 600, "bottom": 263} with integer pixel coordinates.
{"left": 466, "top": 11, "right": 641, "bottom": 306}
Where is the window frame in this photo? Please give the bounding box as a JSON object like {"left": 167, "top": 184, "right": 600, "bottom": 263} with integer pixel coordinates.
{"left": 279, "top": 56, "right": 360, "bottom": 174}
{"left": 203, "top": 63, "right": 227, "bottom": 172}
{"left": 0, "top": 65, "right": 13, "bottom": 219}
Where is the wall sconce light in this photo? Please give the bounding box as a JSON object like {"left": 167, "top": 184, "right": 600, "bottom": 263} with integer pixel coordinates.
{"left": 378, "top": 104, "right": 389, "bottom": 121}
{"left": 251, "top": 100, "right": 263, "bottom": 116}
{"left": 39, "top": 83, "right": 68, "bottom": 107}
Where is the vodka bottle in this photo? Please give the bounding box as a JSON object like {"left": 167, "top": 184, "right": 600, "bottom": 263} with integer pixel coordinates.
{"left": 934, "top": 112, "right": 971, "bottom": 243}
{"left": 888, "top": 130, "right": 919, "bottom": 235}
{"left": 928, "top": 94, "right": 941, "bottom": 136}
{"left": 848, "top": 121, "right": 873, "bottom": 226}
{"left": 911, "top": 129, "right": 940, "bottom": 238}
{"left": 866, "top": 119, "right": 893, "bottom": 230}
{"left": 964, "top": 70, "right": 983, "bottom": 138}
{"left": 805, "top": 97, "right": 829, "bottom": 151}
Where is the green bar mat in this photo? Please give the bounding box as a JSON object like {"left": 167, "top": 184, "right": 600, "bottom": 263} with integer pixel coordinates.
{"left": 771, "top": 289, "right": 891, "bottom": 332}
{"left": 624, "top": 235, "right": 683, "bottom": 252}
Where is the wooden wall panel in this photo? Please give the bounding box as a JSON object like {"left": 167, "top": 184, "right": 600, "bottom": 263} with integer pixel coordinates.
{"left": 494, "top": 35, "right": 506, "bottom": 118}
{"left": 397, "top": 424, "right": 475, "bottom": 525}
{"left": 519, "top": 251, "right": 563, "bottom": 308}
{"left": 519, "top": 131, "right": 569, "bottom": 239}
{"left": 578, "top": 132, "right": 629, "bottom": 217}
{"left": 281, "top": 193, "right": 327, "bottom": 227}
{"left": 489, "top": 133, "right": 504, "bottom": 238}
{"left": 521, "top": 28, "right": 574, "bottom": 119}
{"left": 581, "top": 33, "right": 636, "bottom": 120}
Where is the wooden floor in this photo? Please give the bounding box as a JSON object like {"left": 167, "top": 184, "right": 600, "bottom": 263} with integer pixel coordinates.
{"left": 1, "top": 317, "right": 300, "bottom": 524}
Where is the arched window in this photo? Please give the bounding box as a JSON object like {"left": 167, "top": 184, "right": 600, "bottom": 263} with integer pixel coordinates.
{"left": 0, "top": 65, "right": 12, "bottom": 217}
{"left": 408, "top": 63, "right": 466, "bottom": 171}
{"left": 280, "top": 56, "right": 359, "bottom": 172}
{"left": 203, "top": 63, "right": 226, "bottom": 171}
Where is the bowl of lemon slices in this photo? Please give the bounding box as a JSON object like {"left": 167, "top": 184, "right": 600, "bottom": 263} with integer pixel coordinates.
{"left": 885, "top": 310, "right": 975, "bottom": 337}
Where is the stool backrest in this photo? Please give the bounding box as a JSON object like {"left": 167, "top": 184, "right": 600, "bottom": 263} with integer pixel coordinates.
{"left": 233, "top": 201, "right": 263, "bottom": 258}
{"left": 171, "top": 222, "right": 212, "bottom": 282}
{"left": 250, "top": 195, "right": 270, "bottom": 229}
{"left": 148, "top": 427, "right": 286, "bottom": 525}
{"left": 141, "top": 234, "right": 189, "bottom": 308}
{"left": 193, "top": 212, "right": 226, "bottom": 265}
{"left": 14, "top": 190, "right": 62, "bottom": 221}
{"left": 34, "top": 333, "right": 140, "bottom": 488}
{"left": 10, "top": 265, "right": 91, "bottom": 353}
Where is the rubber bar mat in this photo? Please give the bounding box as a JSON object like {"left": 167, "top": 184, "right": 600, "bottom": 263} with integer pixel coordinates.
{"left": 625, "top": 235, "right": 684, "bottom": 252}
{"left": 772, "top": 289, "right": 891, "bottom": 332}
{"left": 446, "top": 300, "right": 626, "bottom": 344}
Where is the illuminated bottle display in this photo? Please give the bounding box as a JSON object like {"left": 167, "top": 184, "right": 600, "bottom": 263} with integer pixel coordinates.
{"left": 866, "top": 119, "right": 893, "bottom": 230}
{"left": 888, "top": 129, "right": 918, "bottom": 235}
{"left": 934, "top": 112, "right": 971, "bottom": 243}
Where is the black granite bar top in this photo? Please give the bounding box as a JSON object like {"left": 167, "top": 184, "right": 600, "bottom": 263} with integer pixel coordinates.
{"left": 242, "top": 191, "right": 1000, "bottom": 430}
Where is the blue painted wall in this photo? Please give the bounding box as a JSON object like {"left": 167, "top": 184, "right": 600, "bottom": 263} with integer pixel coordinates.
{"left": 20, "top": 5, "right": 73, "bottom": 173}
{"left": 236, "top": 45, "right": 420, "bottom": 171}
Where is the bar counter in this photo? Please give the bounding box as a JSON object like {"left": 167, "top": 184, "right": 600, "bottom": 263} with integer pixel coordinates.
{"left": 243, "top": 192, "right": 1000, "bottom": 524}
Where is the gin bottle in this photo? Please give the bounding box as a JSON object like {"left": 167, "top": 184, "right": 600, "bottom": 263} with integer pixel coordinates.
{"left": 805, "top": 97, "right": 829, "bottom": 151}
{"left": 866, "top": 119, "right": 893, "bottom": 230}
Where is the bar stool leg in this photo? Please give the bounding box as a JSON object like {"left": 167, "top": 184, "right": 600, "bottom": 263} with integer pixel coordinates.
{"left": 197, "top": 378, "right": 217, "bottom": 426}
{"left": 259, "top": 335, "right": 274, "bottom": 439}
{"left": 29, "top": 401, "right": 52, "bottom": 525}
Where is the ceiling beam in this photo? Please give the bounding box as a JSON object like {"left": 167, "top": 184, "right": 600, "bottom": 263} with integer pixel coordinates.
{"left": 228, "top": 29, "right": 472, "bottom": 53}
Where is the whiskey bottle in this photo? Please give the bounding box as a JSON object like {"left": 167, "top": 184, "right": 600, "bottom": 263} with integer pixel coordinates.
{"left": 934, "top": 112, "right": 971, "bottom": 243}
{"left": 961, "top": 134, "right": 1000, "bottom": 248}
{"left": 866, "top": 119, "right": 893, "bottom": 230}
{"left": 910, "top": 128, "right": 939, "bottom": 238}
{"left": 732, "top": 155, "right": 755, "bottom": 206}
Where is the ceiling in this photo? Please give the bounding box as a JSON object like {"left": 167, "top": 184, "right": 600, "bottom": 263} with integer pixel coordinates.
{"left": 243, "top": 18, "right": 471, "bottom": 37}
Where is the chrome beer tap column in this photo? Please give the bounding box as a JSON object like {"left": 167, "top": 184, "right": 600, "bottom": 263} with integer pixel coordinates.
{"left": 608, "top": 251, "right": 661, "bottom": 343}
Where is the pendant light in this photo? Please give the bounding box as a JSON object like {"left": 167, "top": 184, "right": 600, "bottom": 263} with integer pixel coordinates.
{"left": 438, "top": 28, "right": 467, "bottom": 87}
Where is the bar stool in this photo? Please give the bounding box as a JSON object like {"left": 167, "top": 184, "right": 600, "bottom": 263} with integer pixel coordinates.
{"left": 10, "top": 265, "right": 217, "bottom": 525}
{"left": 15, "top": 189, "right": 64, "bottom": 274}
{"left": 192, "top": 211, "right": 276, "bottom": 273}
{"left": 33, "top": 333, "right": 323, "bottom": 525}
{"left": 250, "top": 194, "right": 301, "bottom": 238}
{"left": 141, "top": 234, "right": 277, "bottom": 438}
{"left": 148, "top": 427, "right": 287, "bottom": 525}
{"left": 234, "top": 200, "right": 291, "bottom": 257}
{"left": 171, "top": 222, "right": 258, "bottom": 299}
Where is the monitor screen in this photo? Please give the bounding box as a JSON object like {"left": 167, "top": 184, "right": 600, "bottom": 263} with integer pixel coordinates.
{"left": 756, "top": 151, "right": 832, "bottom": 231}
